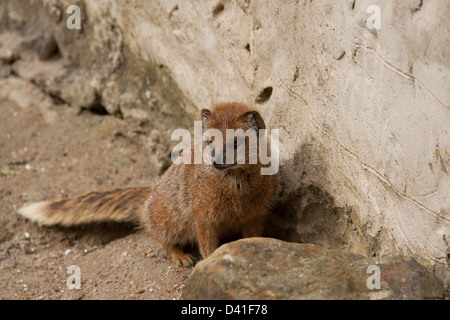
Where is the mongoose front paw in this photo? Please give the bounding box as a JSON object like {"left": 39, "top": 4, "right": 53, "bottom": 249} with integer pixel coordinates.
{"left": 174, "top": 253, "right": 197, "bottom": 268}
{"left": 166, "top": 245, "right": 197, "bottom": 268}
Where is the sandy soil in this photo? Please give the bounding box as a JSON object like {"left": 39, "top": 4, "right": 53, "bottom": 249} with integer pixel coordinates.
{"left": 0, "top": 78, "right": 192, "bottom": 299}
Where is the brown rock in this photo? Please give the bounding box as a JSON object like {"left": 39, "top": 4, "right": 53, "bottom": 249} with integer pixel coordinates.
{"left": 182, "top": 238, "right": 445, "bottom": 300}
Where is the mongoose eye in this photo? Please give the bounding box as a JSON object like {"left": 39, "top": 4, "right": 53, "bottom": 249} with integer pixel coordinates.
{"left": 205, "top": 137, "right": 212, "bottom": 145}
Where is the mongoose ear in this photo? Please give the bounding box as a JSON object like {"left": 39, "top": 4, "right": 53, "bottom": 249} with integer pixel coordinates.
{"left": 236, "top": 111, "right": 266, "bottom": 130}
{"left": 201, "top": 108, "right": 212, "bottom": 120}
{"left": 201, "top": 108, "right": 214, "bottom": 129}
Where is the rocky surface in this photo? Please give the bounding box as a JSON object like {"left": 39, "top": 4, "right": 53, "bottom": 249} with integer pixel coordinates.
{"left": 182, "top": 238, "right": 445, "bottom": 300}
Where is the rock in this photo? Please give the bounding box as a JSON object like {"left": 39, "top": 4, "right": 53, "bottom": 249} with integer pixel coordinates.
{"left": 182, "top": 238, "right": 445, "bottom": 300}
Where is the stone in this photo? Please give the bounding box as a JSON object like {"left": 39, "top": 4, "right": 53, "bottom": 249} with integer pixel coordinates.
{"left": 182, "top": 238, "right": 445, "bottom": 300}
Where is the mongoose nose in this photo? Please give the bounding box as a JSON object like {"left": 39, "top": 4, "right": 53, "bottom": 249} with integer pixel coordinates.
{"left": 211, "top": 157, "right": 224, "bottom": 170}
{"left": 212, "top": 162, "right": 227, "bottom": 170}
{"left": 211, "top": 158, "right": 222, "bottom": 169}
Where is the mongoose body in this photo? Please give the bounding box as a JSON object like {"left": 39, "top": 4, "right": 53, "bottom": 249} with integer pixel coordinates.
{"left": 19, "top": 102, "right": 278, "bottom": 267}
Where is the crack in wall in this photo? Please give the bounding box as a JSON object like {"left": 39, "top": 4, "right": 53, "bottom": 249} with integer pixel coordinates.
{"left": 354, "top": 44, "right": 449, "bottom": 112}
{"left": 278, "top": 78, "right": 450, "bottom": 223}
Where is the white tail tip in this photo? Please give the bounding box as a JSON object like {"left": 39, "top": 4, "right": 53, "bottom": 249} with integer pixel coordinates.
{"left": 18, "top": 201, "right": 52, "bottom": 225}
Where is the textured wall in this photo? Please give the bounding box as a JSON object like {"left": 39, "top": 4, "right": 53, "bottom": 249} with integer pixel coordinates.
{"left": 2, "top": 0, "right": 449, "bottom": 283}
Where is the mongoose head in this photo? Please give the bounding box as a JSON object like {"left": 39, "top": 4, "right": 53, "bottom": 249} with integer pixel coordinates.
{"left": 201, "top": 102, "right": 266, "bottom": 171}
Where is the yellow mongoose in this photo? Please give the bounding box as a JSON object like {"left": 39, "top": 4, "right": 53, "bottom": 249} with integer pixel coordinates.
{"left": 18, "top": 102, "right": 279, "bottom": 267}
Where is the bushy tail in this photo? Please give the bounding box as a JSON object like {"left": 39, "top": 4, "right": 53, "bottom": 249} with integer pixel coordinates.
{"left": 18, "top": 187, "right": 152, "bottom": 227}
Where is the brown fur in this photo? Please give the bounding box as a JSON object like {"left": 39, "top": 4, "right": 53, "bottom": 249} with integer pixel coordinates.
{"left": 18, "top": 102, "right": 279, "bottom": 267}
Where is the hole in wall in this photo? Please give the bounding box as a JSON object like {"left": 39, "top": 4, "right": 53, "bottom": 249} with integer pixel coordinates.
{"left": 86, "top": 104, "right": 109, "bottom": 116}
{"left": 255, "top": 86, "right": 273, "bottom": 104}
{"left": 168, "top": 4, "right": 179, "bottom": 18}
{"left": 38, "top": 36, "right": 62, "bottom": 61}
{"left": 212, "top": 3, "right": 225, "bottom": 17}
{"left": 80, "top": 92, "right": 109, "bottom": 116}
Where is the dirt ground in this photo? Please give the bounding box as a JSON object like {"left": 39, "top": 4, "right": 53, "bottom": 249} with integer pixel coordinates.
{"left": 0, "top": 78, "right": 192, "bottom": 300}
